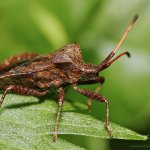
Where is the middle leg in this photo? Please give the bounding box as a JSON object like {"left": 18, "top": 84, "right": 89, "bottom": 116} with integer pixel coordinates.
{"left": 53, "top": 87, "right": 65, "bottom": 142}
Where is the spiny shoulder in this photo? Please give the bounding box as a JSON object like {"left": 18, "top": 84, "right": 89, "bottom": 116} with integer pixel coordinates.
{"left": 51, "top": 43, "right": 83, "bottom": 64}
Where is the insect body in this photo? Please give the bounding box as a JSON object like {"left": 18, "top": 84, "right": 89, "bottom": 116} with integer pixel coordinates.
{"left": 0, "top": 15, "right": 138, "bottom": 142}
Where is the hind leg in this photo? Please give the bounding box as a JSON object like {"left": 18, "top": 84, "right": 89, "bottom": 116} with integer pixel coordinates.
{"left": 0, "top": 52, "right": 38, "bottom": 72}
{"left": 0, "top": 85, "right": 48, "bottom": 107}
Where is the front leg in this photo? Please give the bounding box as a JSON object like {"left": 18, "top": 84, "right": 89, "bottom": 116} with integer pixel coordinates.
{"left": 73, "top": 84, "right": 112, "bottom": 138}
{"left": 0, "top": 85, "right": 48, "bottom": 107}
{"left": 78, "top": 77, "right": 105, "bottom": 110}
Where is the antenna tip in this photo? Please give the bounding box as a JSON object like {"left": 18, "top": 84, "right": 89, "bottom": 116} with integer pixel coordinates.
{"left": 132, "top": 14, "right": 139, "bottom": 23}
{"left": 126, "top": 51, "right": 131, "bottom": 58}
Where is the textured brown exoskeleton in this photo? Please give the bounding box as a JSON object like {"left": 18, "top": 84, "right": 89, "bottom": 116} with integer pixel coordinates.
{"left": 0, "top": 15, "right": 138, "bottom": 142}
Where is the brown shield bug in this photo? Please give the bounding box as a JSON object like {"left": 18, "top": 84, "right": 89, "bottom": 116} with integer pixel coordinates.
{"left": 0, "top": 15, "right": 138, "bottom": 142}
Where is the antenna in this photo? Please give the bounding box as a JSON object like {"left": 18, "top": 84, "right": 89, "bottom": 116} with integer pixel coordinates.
{"left": 99, "top": 15, "right": 138, "bottom": 66}
{"left": 98, "top": 15, "right": 139, "bottom": 72}
{"left": 112, "top": 15, "right": 138, "bottom": 54}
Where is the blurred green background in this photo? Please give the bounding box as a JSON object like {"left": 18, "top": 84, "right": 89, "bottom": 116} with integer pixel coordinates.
{"left": 0, "top": 0, "right": 150, "bottom": 149}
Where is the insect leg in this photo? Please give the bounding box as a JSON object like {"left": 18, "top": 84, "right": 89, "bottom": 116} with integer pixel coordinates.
{"left": 0, "top": 85, "right": 48, "bottom": 107}
{"left": 0, "top": 52, "right": 38, "bottom": 72}
{"left": 0, "top": 86, "right": 12, "bottom": 107}
{"left": 78, "top": 77, "right": 105, "bottom": 110}
{"left": 53, "top": 87, "right": 65, "bottom": 142}
{"left": 78, "top": 76, "right": 105, "bottom": 85}
{"left": 73, "top": 84, "right": 112, "bottom": 138}
{"left": 86, "top": 85, "right": 102, "bottom": 111}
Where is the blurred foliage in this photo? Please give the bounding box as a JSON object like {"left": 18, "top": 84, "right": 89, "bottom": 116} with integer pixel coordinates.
{"left": 0, "top": 95, "right": 147, "bottom": 150}
{"left": 0, "top": 0, "right": 150, "bottom": 150}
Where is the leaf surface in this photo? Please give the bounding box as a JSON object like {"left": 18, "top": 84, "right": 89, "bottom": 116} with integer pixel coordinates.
{"left": 0, "top": 94, "right": 147, "bottom": 150}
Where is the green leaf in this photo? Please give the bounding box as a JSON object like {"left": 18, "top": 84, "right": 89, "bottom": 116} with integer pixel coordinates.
{"left": 0, "top": 94, "right": 147, "bottom": 150}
